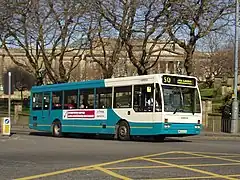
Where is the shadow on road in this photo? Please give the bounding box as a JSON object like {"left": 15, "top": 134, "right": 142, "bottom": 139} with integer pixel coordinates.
{"left": 28, "top": 131, "right": 192, "bottom": 143}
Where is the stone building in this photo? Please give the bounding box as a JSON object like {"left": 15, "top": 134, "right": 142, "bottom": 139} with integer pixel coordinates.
{"left": 0, "top": 40, "right": 186, "bottom": 98}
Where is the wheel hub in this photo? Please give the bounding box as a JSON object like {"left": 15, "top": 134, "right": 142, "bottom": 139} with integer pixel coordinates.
{"left": 54, "top": 125, "right": 60, "bottom": 135}
{"left": 119, "top": 126, "right": 127, "bottom": 137}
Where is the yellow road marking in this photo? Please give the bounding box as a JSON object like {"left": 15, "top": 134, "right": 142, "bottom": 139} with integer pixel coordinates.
{"left": 146, "top": 176, "right": 217, "bottom": 180}
{"left": 14, "top": 151, "right": 174, "bottom": 180}
{"left": 104, "top": 162, "right": 240, "bottom": 170}
{"left": 151, "top": 155, "right": 240, "bottom": 160}
{"left": 145, "top": 174, "right": 240, "bottom": 180}
{"left": 94, "top": 166, "right": 132, "bottom": 180}
{"left": 180, "top": 151, "right": 240, "bottom": 163}
{"left": 14, "top": 167, "right": 90, "bottom": 180}
{"left": 141, "top": 157, "right": 238, "bottom": 180}
{"left": 190, "top": 162, "right": 240, "bottom": 167}
{"left": 190, "top": 152, "right": 240, "bottom": 156}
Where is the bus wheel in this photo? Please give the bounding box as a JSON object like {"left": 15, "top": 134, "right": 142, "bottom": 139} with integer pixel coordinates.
{"left": 52, "top": 121, "right": 62, "bottom": 137}
{"left": 117, "top": 121, "right": 130, "bottom": 141}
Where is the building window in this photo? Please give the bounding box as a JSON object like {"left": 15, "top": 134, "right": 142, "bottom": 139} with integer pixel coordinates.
{"left": 96, "top": 87, "right": 112, "bottom": 109}
{"left": 114, "top": 86, "right": 132, "bottom": 108}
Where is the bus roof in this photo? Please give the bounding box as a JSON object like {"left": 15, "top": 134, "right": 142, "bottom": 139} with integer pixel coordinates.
{"left": 31, "top": 73, "right": 198, "bottom": 92}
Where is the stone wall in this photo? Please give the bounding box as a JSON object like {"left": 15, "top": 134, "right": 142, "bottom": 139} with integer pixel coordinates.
{"left": 205, "top": 113, "right": 222, "bottom": 132}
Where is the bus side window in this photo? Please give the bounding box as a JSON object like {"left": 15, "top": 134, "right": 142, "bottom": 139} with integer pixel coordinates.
{"left": 43, "top": 93, "right": 50, "bottom": 110}
{"left": 64, "top": 90, "right": 78, "bottom": 109}
{"left": 96, "top": 87, "right": 112, "bottom": 109}
{"left": 113, "top": 86, "right": 132, "bottom": 108}
{"left": 52, "top": 91, "right": 63, "bottom": 110}
{"left": 133, "top": 84, "right": 154, "bottom": 112}
{"left": 79, "top": 89, "right": 94, "bottom": 109}
{"left": 32, "top": 93, "right": 43, "bottom": 110}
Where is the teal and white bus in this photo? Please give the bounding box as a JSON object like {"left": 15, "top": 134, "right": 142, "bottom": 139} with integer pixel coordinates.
{"left": 29, "top": 73, "right": 202, "bottom": 141}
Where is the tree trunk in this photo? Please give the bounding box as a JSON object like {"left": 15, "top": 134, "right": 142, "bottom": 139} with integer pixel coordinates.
{"left": 21, "top": 90, "right": 23, "bottom": 106}
{"left": 36, "top": 76, "right": 44, "bottom": 86}
{"left": 137, "top": 68, "right": 148, "bottom": 75}
{"left": 184, "top": 48, "right": 194, "bottom": 76}
{"left": 102, "top": 66, "right": 113, "bottom": 79}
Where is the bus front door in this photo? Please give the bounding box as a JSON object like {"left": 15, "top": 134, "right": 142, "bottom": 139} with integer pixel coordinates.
{"left": 42, "top": 92, "right": 51, "bottom": 129}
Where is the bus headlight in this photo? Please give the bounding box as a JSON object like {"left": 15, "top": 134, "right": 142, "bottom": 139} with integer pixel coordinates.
{"left": 195, "top": 125, "right": 201, "bottom": 129}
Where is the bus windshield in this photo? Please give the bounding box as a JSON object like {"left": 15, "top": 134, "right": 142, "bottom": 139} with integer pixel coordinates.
{"left": 162, "top": 85, "right": 201, "bottom": 114}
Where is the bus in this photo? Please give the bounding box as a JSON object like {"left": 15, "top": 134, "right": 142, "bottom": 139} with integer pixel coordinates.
{"left": 29, "top": 73, "right": 202, "bottom": 141}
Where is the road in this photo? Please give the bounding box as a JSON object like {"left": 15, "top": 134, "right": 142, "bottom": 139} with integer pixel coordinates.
{"left": 0, "top": 133, "right": 240, "bottom": 180}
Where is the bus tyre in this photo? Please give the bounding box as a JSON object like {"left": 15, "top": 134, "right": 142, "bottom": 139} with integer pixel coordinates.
{"left": 117, "top": 121, "right": 130, "bottom": 141}
{"left": 52, "top": 121, "right": 62, "bottom": 137}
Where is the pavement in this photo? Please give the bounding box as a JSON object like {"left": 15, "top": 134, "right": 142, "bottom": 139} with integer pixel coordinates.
{"left": 0, "top": 132, "right": 240, "bottom": 180}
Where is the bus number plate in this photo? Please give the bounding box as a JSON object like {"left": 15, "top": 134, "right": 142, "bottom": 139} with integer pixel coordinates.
{"left": 178, "top": 130, "right": 187, "bottom": 134}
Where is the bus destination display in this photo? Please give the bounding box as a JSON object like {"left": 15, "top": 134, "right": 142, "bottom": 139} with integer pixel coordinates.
{"left": 162, "top": 75, "right": 196, "bottom": 86}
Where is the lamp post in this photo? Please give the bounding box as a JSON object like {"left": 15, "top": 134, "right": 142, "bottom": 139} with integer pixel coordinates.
{"left": 231, "top": 0, "right": 239, "bottom": 134}
{"left": 8, "top": 71, "right": 11, "bottom": 119}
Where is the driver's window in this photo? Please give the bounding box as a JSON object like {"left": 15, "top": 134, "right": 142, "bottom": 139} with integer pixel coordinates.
{"left": 163, "top": 86, "right": 181, "bottom": 112}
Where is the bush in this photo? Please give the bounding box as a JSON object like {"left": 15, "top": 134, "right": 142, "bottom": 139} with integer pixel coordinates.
{"left": 212, "top": 103, "right": 223, "bottom": 113}
{"left": 200, "top": 88, "right": 214, "bottom": 98}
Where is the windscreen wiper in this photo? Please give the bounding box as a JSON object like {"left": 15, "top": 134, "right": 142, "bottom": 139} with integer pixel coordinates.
{"left": 192, "top": 107, "right": 195, "bottom": 115}
{"left": 173, "top": 106, "right": 183, "bottom": 114}
{"left": 173, "top": 107, "right": 178, "bottom": 114}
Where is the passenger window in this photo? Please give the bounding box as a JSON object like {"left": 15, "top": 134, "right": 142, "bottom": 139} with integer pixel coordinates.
{"left": 79, "top": 89, "right": 94, "bottom": 109}
{"left": 32, "top": 93, "right": 43, "bottom": 110}
{"left": 96, "top": 88, "right": 112, "bottom": 109}
{"left": 64, "top": 90, "right": 78, "bottom": 109}
{"left": 114, "top": 86, "right": 132, "bottom": 108}
{"left": 43, "top": 92, "right": 50, "bottom": 110}
{"left": 52, "top": 91, "right": 63, "bottom": 110}
{"left": 133, "top": 84, "right": 154, "bottom": 112}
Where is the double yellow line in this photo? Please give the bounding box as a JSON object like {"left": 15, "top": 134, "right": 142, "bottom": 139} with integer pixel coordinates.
{"left": 15, "top": 151, "right": 240, "bottom": 180}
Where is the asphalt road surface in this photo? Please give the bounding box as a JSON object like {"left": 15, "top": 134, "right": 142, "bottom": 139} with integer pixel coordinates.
{"left": 0, "top": 133, "right": 240, "bottom": 180}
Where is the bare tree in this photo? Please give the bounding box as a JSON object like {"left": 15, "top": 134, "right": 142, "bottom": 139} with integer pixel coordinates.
{"left": 1, "top": 0, "right": 89, "bottom": 85}
{"left": 194, "top": 32, "right": 234, "bottom": 87}
{"left": 1, "top": 0, "right": 46, "bottom": 85}
{"left": 38, "top": 0, "right": 89, "bottom": 83}
{"left": 3, "top": 66, "right": 35, "bottom": 103}
{"left": 166, "top": 0, "right": 234, "bottom": 75}
{"left": 96, "top": 0, "right": 176, "bottom": 75}
{"left": 87, "top": 13, "right": 124, "bottom": 78}
{"left": 0, "top": 0, "right": 14, "bottom": 35}
{"left": 205, "top": 49, "right": 234, "bottom": 85}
